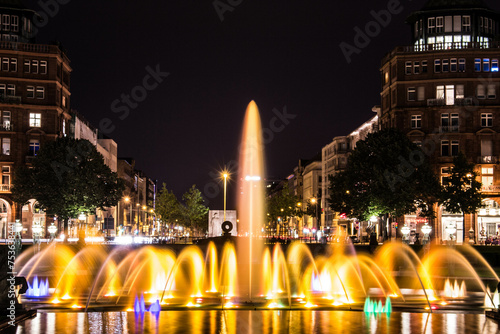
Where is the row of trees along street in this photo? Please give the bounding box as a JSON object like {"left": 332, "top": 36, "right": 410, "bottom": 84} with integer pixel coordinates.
{"left": 328, "top": 128, "right": 483, "bottom": 241}
{"left": 12, "top": 137, "right": 210, "bottom": 238}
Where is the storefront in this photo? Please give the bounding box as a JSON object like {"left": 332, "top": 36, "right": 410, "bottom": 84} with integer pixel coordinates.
{"left": 478, "top": 199, "right": 500, "bottom": 241}
{"left": 441, "top": 208, "right": 463, "bottom": 244}
{"left": 403, "top": 215, "right": 429, "bottom": 244}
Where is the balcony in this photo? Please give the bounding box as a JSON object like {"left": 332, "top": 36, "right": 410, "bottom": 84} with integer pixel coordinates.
{"left": 439, "top": 125, "right": 459, "bottom": 133}
{"left": 455, "top": 98, "right": 474, "bottom": 106}
{"left": 0, "top": 184, "right": 11, "bottom": 192}
{"left": 482, "top": 185, "right": 500, "bottom": 193}
{"left": 478, "top": 156, "right": 498, "bottom": 164}
{"left": 0, "top": 95, "right": 21, "bottom": 105}
{"left": 427, "top": 99, "right": 445, "bottom": 106}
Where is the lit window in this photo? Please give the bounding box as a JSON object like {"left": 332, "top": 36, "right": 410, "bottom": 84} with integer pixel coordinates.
{"left": 428, "top": 17, "right": 436, "bottom": 34}
{"left": 418, "top": 87, "right": 425, "bottom": 101}
{"left": 407, "top": 87, "right": 416, "bottom": 101}
{"left": 2, "top": 138, "right": 10, "bottom": 155}
{"left": 483, "top": 58, "right": 490, "bottom": 72}
{"left": 29, "top": 113, "right": 41, "bottom": 127}
{"left": 436, "top": 17, "right": 444, "bottom": 33}
{"left": 441, "top": 167, "right": 452, "bottom": 184}
{"left": 35, "top": 86, "right": 44, "bottom": 99}
{"left": 27, "top": 86, "right": 34, "bottom": 98}
{"left": 475, "top": 58, "right": 481, "bottom": 72}
{"left": 411, "top": 115, "right": 421, "bottom": 129}
{"left": 436, "top": 85, "right": 455, "bottom": 105}
{"left": 481, "top": 113, "right": 493, "bottom": 127}
{"left": 29, "top": 139, "right": 40, "bottom": 156}
{"left": 2, "top": 111, "right": 10, "bottom": 130}
{"left": 492, "top": 59, "right": 499, "bottom": 72}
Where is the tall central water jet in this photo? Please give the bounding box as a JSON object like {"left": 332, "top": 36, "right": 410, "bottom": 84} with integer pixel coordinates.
{"left": 237, "top": 101, "right": 265, "bottom": 301}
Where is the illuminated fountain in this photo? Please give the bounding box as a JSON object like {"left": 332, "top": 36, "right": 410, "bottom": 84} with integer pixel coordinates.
{"left": 14, "top": 101, "right": 500, "bottom": 314}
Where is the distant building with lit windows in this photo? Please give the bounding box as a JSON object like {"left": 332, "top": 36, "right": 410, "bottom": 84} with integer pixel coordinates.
{"left": 0, "top": 0, "right": 72, "bottom": 238}
{"left": 379, "top": 0, "right": 500, "bottom": 243}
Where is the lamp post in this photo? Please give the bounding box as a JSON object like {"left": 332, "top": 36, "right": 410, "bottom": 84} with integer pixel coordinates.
{"left": 48, "top": 223, "right": 57, "bottom": 242}
{"left": 421, "top": 222, "right": 432, "bottom": 245}
{"left": 32, "top": 221, "right": 43, "bottom": 253}
{"left": 445, "top": 224, "right": 457, "bottom": 245}
{"left": 311, "top": 198, "right": 318, "bottom": 235}
{"left": 401, "top": 224, "right": 411, "bottom": 245}
{"left": 222, "top": 171, "right": 229, "bottom": 221}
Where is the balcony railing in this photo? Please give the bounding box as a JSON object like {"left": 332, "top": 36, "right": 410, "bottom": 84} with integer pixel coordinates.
{"left": 455, "top": 98, "right": 474, "bottom": 106}
{"left": 0, "top": 184, "right": 11, "bottom": 192}
{"left": 478, "top": 156, "right": 498, "bottom": 164}
{"left": 427, "top": 99, "right": 446, "bottom": 106}
{"left": 0, "top": 95, "right": 21, "bottom": 104}
{"left": 482, "top": 185, "right": 500, "bottom": 193}
{"left": 439, "top": 125, "right": 459, "bottom": 133}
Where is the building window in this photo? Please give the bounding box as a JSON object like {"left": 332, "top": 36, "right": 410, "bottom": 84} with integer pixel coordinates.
{"left": 29, "top": 140, "right": 40, "bottom": 156}
{"left": 441, "top": 113, "right": 459, "bottom": 132}
{"left": 441, "top": 140, "right": 450, "bottom": 156}
{"left": 456, "top": 85, "right": 464, "bottom": 99}
{"left": 475, "top": 58, "right": 481, "bottom": 72}
{"left": 23, "top": 59, "right": 30, "bottom": 73}
{"left": 27, "top": 86, "right": 34, "bottom": 98}
{"left": 482, "top": 167, "right": 494, "bottom": 187}
{"left": 417, "top": 86, "right": 425, "bottom": 101}
{"left": 411, "top": 115, "right": 421, "bottom": 129}
{"left": 9, "top": 58, "right": 16, "bottom": 72}
{"left": 422, "top": 60, "right": 428, "bottom": 73}
{"left": 1, "top": 58, "right": 8, "bottom": 72}
{"left": 414, "top": 61, "right": 420, "bottom": 74}
{"left": 450, "top": 59, "right": 457, "bottom": 72}
{"left": 458, "top": 58, "right": 466, "bottom": 72}
{"left": 11, "top": 15, "right": 18, "bottom": 32}
{"left": 436, "top": 17, "right": 444, "bottom": 33}
{"left": 29, "top": 113, "right": 41, "bottom": 127}
{"left": 482, "top": 113, "right": 493, "bottom": 127}
{"left": 428, "top": 17, "right": 436, "bottom": 34}
{"left": 6, "top": 84, "right": 15, "bottom": 96}
{"left": 32, "top": 60, "right": 38, "bottom": 74}
{"left": 35, "top": 86, "right": 44, "bottom": 99}
{"left": 441, "top": 167, "right": 452, "bottom": 184}
{"left": 434, "top": 59, "right": 441, "bottom": 73}
{"left": 2, "top": 111, "right": 10, "bottom": 130}
{"left": 451, "top": 140, "right": 459, "bottom": 156}
{"left": 437, "top": 85, "right": 455, "bottom": 105}
{"left": 405, "top": 62, "right": 412, "bottom": 75}
{"left": 442, "top": 59, "right": 449, "bottom": 72}
{"left": 0, "top": 84, "right": 5, "bottom": 97}
{"left": 40, "top": 61, "right": 47, "bottom": 75}
{"left": 407, "top": 87, "right": 416, "bottom": 101}
{"left": 2, "top": 138, "right": 9, "bottom": 155}
{"left": 492, "top": 59, "right": 499, "bottom": 72}
{"left": 2, "top": 15, "right": 10, "bottom": 31}
{"left": 483, "top": 58, "right": 490, "bottom": 72}
{"left": 487, "top": 84, "right": 496, "bottom": 99}
{"left": 462, "top": 15, "right": 471, "bottom": 32}
{"left": 477, "top": 85, "right": 486, "bottom": 99}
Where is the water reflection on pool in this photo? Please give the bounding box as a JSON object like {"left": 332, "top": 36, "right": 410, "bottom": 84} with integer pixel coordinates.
{"left": 13, "top": 311, "right": 500, "bottom": 334}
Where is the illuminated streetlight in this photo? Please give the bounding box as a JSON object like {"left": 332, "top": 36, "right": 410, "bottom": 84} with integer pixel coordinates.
{"left": 222, "top": 170, "right": 230, "bottom": 221}
{"left": 421, "top": 223, "right": 432, "bottom": 245}
{"left": 401, "top": 224, "right": 411, "bottom": 244}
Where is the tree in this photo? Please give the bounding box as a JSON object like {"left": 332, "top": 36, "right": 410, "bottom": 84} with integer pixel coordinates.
{"left": 328, "top": 128, "right": 442, "bottom": 239}
{"left": 267, "top": 183, "right": 302, "bottom": 236}
{"left": 12, "top": 137, "right": 125, "bottom": 235}
{"left": 155, "top": 183, "right": 182, "bottom": 230}
{"left": 179, "top": 185, "right": 209, "bottom": 236}
{"left": 441, "top": 152, "right": 483, "bottom": 241}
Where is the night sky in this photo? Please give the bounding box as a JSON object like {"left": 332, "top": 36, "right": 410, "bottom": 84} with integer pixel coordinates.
{"left": 21, "top": 0, "right": 500, "bottom": 208}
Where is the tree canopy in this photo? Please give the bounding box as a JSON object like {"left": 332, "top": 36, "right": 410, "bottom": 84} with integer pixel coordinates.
{"left": 179, "top": 185, "right": 209, "bottom": 235}
{"left": 155, "top": 183, "right": 182, "bottom": 226}
{"left": 267, "top": 183, "right": 302, "bottom": 225}
{"left": 328, "top": 128, "right": 441, "bottom": 223}
{"left": 12, "top": 137, "right": 125, "bottom": 232}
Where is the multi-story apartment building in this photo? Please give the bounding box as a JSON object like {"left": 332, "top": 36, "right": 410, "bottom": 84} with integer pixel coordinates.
{"left": 321, "top": 115, "right": 378, "bottom": 238}
{"left": 379, "top": 0, "right": 500, "bottom": 243}
{"left": 0, "top": 1, "right": 71, "bottom": 238}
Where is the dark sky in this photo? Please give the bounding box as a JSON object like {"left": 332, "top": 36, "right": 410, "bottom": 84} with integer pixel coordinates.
{"left": 21, "top": 0, "right": 500, "bottom": 208}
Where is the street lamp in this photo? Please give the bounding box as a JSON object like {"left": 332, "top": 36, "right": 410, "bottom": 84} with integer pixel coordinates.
{"left": 310, "top": 198, "right": 318, "bottom": 233}
{"left": 32, "top": 221, "right": 43, "bottom": 253}
{"left": 401, "top": 224, "right": 411, "bottom": 244}
{"left": 421, "top": 222, "right": 432, "bottom": 245}
{"left": 222, "top": 171, "right": 229, "bottom": 221}
{"left": 445, "top": 224, "right": 457, "bottom": 244}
